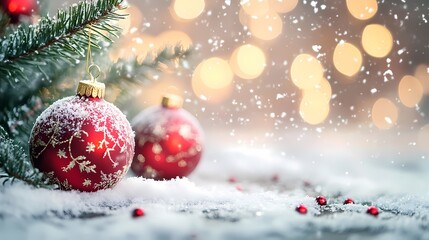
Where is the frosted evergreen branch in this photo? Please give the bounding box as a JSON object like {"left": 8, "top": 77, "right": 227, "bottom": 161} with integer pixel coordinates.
{"left": 106, "top": 45, "right": 192, "bottom": 84}
{"left": 102, "top": 45, "right": 192, "bottom": 114}
{"left": 0, "top": 96, "right": 43, "bottom": 148}
{"left": 0, "top": 0, "right": 126, "bottom": 84}
{"left": 0, "top": 126, "right": 56, "bottom": 189}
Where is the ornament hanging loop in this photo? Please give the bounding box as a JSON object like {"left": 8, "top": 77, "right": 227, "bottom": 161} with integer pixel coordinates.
{"left": 88, "top": 64, "right": 101, "bottom": 82}
{"left": 76, "top": 23, "right": 106, "bottom": 99}
{"left": 85, "top": 23, "right": 101, "bottom": 83}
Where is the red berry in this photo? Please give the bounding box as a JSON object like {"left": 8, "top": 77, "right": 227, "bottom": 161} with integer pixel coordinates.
{"left": 295, "top": 204, "right": 307, "bottom": 214}
{"left": 343, "top": 198, "right": 354, "bottom": 204}
{"left": 228, "top": 176, "right": 237, "bottom": 183}
{"left": 271, "top": 174, "right": 279, "bottom": 182}
{"left": 316, "top": 196, "right": 327, "bottom": 206}
{"left": 133, "top": 208, "right": 145, "bottom": 217}
{"left": 235, "top": 185, "right": 243, "bottom": 191}
{"left": 367, "top": 206, "right": 379, "bottom": 216}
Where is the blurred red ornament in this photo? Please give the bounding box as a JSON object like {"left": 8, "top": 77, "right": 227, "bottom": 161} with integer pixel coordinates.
{"left": 1, "top": 0, "right": 37, "bottom": 23}
{"left": 316, "top": 196, "right": 327, "bottom": 206}
{"left": 295, "top": 204, "right": 308, "bottom": 214}
{"left": 132, "top": 208, "right": 145, "bottom": 217}
{"left": 29, "top": 78, "right": 135, "bottom": 192}
{"left": 131, "top": 95, "right": 204, "bottom": 180}
{"left": 344, "top": 198, "right": 355, "bottom": 205}
{"left": 367, "top": 206, "right": 379, "bottom": 216}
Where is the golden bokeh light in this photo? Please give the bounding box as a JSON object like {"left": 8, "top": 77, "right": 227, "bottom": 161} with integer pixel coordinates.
{"left": 302, "top": 78, "right": 332, "bottom": 103}
{"left": 230, "top": 44, "right": 266, "bottom": 80}
{"left": 239, "top": 7, "right": 249, "bottom": 25}
{"left": 156, "top": 30, "right": 193, "bottom": 49}
{"left": 192, "top": 60, "right": 233, "bottom": 104}
{"left": 398, "top": 75, "right": 423, "bottom": 108}
{"left": 269, "top": 0, "right": 299, "bottom": 13}
{"left": 241, "top": 0, "right": 270, "bottom": 16}
{"left": 138, "top": 76, "right": 185, "bottom": 107}
{"left": 346, "top": 0, "right": 378, "bottom": 20}
{"left": 114, "top": 5, "right": 143, "bottom": 35}
{"left": 172, "top": 0, "right": 205, "bottom": 20}
{"left": 199, "top": 57, "right": 234, "bottom": 89}
{"left": 414, "top": 64, "right": 429, "bottom": 94}
{"left": 115, "top": 9, "right": 131, "bottom": 35}
{"left": 299, "top": 94, "right": 330, "bottom": 125}
{"left": 362, "top": 24, "right": 393, "bottom": 58}
{"left": 248, "top": 10, "right": 283, "bottom": 41}
{"left": 127, "top": 5, "right": 144, "bottom": 30}
{"left": 291, "top": 54, "right": 324, "bottom": 89}
{"left": 371, "top": 98, "right": 398, "bottom": 129}
{"left": 333, "top": 42, "right": 362, "bottom": 77}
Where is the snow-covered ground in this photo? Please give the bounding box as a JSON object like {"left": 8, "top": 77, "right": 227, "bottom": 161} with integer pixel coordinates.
{"left": 1, "top": 130, "right": 428, "bottom": 240}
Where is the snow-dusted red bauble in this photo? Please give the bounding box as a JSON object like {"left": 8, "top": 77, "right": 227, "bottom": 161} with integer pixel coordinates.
{"left": 1, "top": 0, "right": 37, "bottom": 23}
{"left": 131, "top": 95, "right": 204, "bottom": 180}
{"left": 29, "top": 78, "right": 135, "bottom": 192}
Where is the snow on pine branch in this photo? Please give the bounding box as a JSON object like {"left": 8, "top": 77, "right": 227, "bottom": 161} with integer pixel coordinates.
{"left": 0, "top": 0, "right": 126, "bottom": 85}
{"left": 0, "top": 126, "right": 55, "bottom": 188}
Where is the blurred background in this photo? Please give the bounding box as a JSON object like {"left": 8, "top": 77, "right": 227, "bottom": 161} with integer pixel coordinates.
{"left": 48, "top": 0, "right": 429, "bottom": 168}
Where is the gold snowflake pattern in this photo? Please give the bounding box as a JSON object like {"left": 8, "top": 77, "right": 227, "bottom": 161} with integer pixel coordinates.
{"left": 93, "top": 170, "right": 123, "bottom": 190}
{"left": 86, "top": 142, "right": 95, "bottom": 153}
{"left": 83, "top": 178, "right": 92, "bottom": 187}
{"left": 46, "top": 172, "right": 73, "bottom": 190}
{"left": 61, "top": 130, "right": 97, "bottom": 173}
{"left": 57, "top": 149, "right": 67, "bottom": 159}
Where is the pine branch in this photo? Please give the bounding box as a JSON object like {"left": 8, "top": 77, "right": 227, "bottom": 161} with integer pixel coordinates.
{"left": 0, "top": 126, "right": 56, "bottom": 188}
{"left": 103, "top": 45, "right": 192, "bottom": 113}
{"left": 0, "top": 96, "right": 43, "bottom": 148}
{"left": 0, "top": 0, "right": 126, "bottom": 84}
{"left": 106, "top": 45, "right": 192, "bottom": 84}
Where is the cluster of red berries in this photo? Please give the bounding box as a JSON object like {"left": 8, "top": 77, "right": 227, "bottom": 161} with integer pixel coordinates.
{"left": 226, "top": 176, "right": 380, "bottom": 217}
{"left": 132, "top": 197, "right": 380, "bottom": 219}
{"left": 296, "top": 196, "right": 379, "bottom": 216}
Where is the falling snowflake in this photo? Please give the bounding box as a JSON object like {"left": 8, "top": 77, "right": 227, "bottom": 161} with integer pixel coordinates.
{"left": 86, "top": 142, "right": 95, "bottom": 153}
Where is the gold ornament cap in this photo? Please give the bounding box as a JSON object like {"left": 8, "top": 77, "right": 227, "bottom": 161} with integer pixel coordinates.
{"left": 76, "top": 64, "right": 105, "bottom": 98}
{"left": 77, "top": 80, "right": 105, "bottom": 98}
{"left": 161, "top": 94, "right": 183, "bottom": 109}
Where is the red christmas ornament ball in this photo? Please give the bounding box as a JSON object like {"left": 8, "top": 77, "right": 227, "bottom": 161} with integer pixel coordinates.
{"left": 316, "top": 196, "right": 327, "bottom": 206}
{"left": 344, "top": 198, "right": 355, "bottom": 205}
{"left": 1, "top": 0, "right": 37, "bottom": 23}
{"left": 131, "top": 95, "right": 204, "bottom": 180}
{"left": 29, "top": 81, "right": 135, "bottom": 192}
{"left": 295, "top": 204, "right": 308, "bottom": 214}
{"left": 367, "top": 206, "right": 379, "bottom": 216}
{"left": 132, "top": 208, "right": 145, "bottom": 217}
